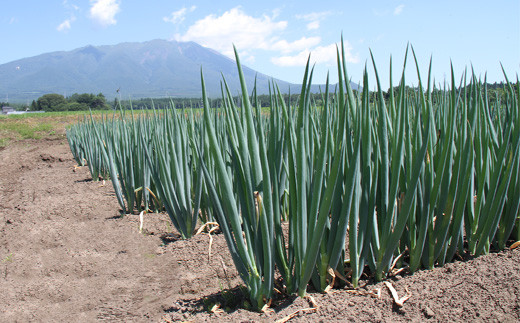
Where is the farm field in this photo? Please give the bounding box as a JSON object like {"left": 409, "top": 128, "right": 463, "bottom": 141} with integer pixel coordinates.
{"left": 0, "top": 115, "right": 519, "bottom": 322}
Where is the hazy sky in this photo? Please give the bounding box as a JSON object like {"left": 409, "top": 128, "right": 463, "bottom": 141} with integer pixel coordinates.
{"left": 1, "top": 0, "right": 519, "bottom": 88}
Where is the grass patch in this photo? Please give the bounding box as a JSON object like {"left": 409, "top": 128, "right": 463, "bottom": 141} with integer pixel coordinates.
{"left": 2, "top": 253, "right": 14, "bottom": 263}
{"left": 0, "top": 137, "right": 9, "bottom": 149}
{"left": 0, "top": 110, "right": 106, "bottom": 120}
{"left": 0, "top": 120, "right": 56, "bottom": 140}
{"left": 0, "top": 121, "right": 54, "bottom": 139}
{"left": 0, "top": 110, "right": 107, "bottom": 147}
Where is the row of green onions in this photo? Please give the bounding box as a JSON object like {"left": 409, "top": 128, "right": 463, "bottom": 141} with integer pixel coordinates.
{"left": 67, "top": 39, "right": 520, "bottom": 310}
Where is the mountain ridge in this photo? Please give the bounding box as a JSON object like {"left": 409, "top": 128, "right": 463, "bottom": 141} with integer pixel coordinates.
{"left": 0, "top": 39, "right": 356, "bottom": 102}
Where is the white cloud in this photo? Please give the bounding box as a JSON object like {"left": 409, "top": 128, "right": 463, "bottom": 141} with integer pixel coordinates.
{"left": 296, "top": 11, "right": 333, "bottom": 31}
{"left": 393, "top": 4, "right": 405, "bottom": 15}
{"left": 271, "top": 8, "right": 282, "bottom": 20}
{"left": 175, "top": 7, "right": 359, "bottom": 69}
{"left": 164, "top": 6, "right": 196, "bottom": 24}
{"left": 57, "top": 16, "right": 76, "bottom": 32}
{"left": 176, "top": 7, "right": 288, "bottom": 60}
{"left": 271, "top": 51, "right": 311, "bottom": 67}
{"left": 272, "top": 41, "right": 358, "bottom": 67}
{"left": 9, "top": 17, "right": 17, "bottom": 24}
{"left": 89, "top": 0, "right": 120, "bottom": 27}
{"left": 296, "top": 11, "right": 333, "bottom": 22}
{"left": 307, "top": 21, "right": 320, "bottom": 30}
{"left": 63, "top": 0, "right": 80, "bottom": 11}
{"left": 270, "top": 37, "right": 322, "bottom": 54}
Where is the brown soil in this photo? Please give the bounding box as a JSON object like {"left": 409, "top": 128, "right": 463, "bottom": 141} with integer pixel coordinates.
{"left": 0, "top": 138, "right": 519, "bottom": 322}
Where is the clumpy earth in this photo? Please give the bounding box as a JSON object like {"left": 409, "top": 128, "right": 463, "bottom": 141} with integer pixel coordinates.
{"left": 0, "top": 138, "right": 519, "bottom": 322}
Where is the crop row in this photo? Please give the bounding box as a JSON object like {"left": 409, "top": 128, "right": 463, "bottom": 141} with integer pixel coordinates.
{"left": 66, "top": 40, "right": 520, "bottom": 310}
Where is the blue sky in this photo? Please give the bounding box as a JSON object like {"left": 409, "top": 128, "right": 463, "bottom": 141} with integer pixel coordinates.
{"left": 1, "top": 0, "right": 519, "bottom": 89}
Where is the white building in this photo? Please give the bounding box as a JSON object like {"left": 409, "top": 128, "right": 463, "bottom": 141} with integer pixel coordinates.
{"left": 1, "top": 106, "right": 15, "bottom": 115}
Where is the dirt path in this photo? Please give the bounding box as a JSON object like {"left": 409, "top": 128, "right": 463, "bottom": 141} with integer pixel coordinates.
{"left": 0, "top": 139, "right": 221, "bottom": 322}
{"left": 0, "top": 138, "right": 519, "bottom": 322}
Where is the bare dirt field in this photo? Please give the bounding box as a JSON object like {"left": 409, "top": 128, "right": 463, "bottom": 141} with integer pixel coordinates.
{"left": 1, "top": 137, "right": 519, "bottom": 322}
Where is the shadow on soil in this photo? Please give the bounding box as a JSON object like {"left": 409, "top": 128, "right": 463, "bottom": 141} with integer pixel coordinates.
{"left": 159, "top": 232, "right": 181, "bottom": 246}
{"left": 164, "top": 286, "right": 247, "bottom": 316}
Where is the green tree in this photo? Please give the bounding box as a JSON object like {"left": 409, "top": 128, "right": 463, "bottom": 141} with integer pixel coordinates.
{"left": 68, "top": 93, "right": 108, "bottom": 110}
{"left": 30, "top": 100, "right": 38, "bottom": 111}
{"left": 91, "top": 93, "right": 108, "bottom": 110}
{"left": 37, "top": 94, "right": 67, "bottom": 111}
{"left": 68, "top": 102, "right": 89, "bottom": 111}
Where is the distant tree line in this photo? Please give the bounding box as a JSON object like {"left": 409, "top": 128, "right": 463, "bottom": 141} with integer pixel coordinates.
{"left": 31, "top": 93, "right": 110, "bottom": 112}
{"left": 117, "top": 91, "right": 343, "bottom": 110}
{"left": 118, "top": 84, "right": 516, "bottom": 111}
{"left": 6, "top": 81, "right": 514, "bottom": 113}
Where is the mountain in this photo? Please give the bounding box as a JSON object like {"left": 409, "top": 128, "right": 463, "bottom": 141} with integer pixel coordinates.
{"left": 0, "top": 39, "right": 356, "bottom": 102}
